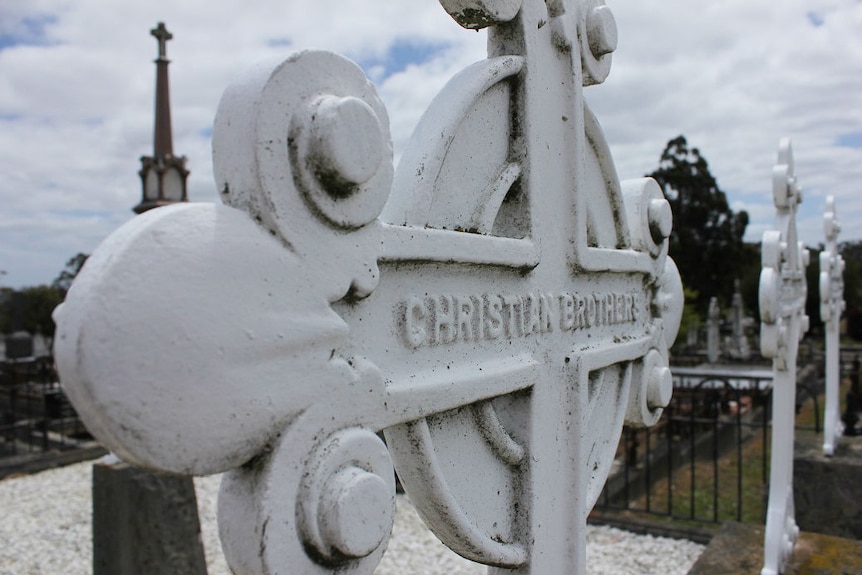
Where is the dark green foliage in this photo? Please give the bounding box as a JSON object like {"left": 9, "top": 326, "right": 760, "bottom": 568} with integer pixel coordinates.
{"left": 17, "top": 285, "right": 64, "bottom": 338}
{"left": 53, "top": 252, "right": 89, "bottom": 295}
{"left": 0, "top": 253, "right": 89, "bottom": 341}
{"left": 0, "top": 287, "right": 12, "bottom": 334}
{"left": 840, "top": 240, "right": 862, "bottom": 340}
{"left": 648, "top": 136, "right": 753, "bottom": 316}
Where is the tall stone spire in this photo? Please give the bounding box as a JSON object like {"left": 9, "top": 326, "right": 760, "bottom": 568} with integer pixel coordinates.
{"left": 135, "top": 22, "right": 189, "bottom": 214}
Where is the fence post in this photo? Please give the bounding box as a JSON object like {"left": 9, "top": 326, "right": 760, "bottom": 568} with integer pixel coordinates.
{"left": 759, "top": 138, "right": 809, "bottom": 575}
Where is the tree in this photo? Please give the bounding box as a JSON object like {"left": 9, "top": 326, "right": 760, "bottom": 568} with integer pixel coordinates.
{"left": 0, "top": 287, "right": 12, "bottom": 334}
{"left": 18, "top": 285, "right": 64, "bottom": 340}
{"left": 0, "top": 254, "right": 89, "bottom": 341}
{"left": 53, "top": 252, "right": 89, "bottom": 295}
{"left": 647, "top": 136, "right": 752, "bottom": 316}
{"left": 840, "top": 240, "right": 862, "bottom": 340}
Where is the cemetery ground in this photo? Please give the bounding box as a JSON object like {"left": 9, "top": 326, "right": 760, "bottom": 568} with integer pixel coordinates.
{"left": 594, "top": 364, "right": 855, "bottom": 538}
{"left": 0, "top": 458, "right": 705, "bottom": 575}
{"left": 2, "top": 358, "right": 862, "bottom": 573}
{"left": 2, "top": 361, "right": 857, "bottom": 574}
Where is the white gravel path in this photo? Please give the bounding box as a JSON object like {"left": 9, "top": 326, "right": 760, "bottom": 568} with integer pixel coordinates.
{"left": 0, "top": 459, "right": 704, "bottom": 575}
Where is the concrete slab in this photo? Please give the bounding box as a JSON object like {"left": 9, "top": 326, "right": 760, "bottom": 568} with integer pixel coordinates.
{"left": 687, "top": 522, "right": 862, "bottom": 575}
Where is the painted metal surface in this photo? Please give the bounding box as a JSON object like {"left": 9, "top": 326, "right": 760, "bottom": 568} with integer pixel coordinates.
{"left": 54, "top": 1, "right": 683, "bottom": 573}
{"left": 759, "top": 138, "right": 809, "bottom": 575}
{"left": 821, "top": 196, "right": 845, "bottom": 456}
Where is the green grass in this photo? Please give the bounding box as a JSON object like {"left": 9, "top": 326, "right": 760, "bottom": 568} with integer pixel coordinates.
{"left": 621, "top": 377, "right": 851, "bottom": 526}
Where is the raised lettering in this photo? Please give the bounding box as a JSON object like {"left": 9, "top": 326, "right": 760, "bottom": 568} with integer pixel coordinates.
{"left": 434, "top": 295, "right": 457, "bottom": 344}
{"left": 486, "top": 294, "right": 504, "bottom": 339}
{"left": 575, "top": 295, "right": 586, "bottom": 329}
{"left": 502, "top": 295, "right": 521, "bottom": 338}
{"left": 541, "top": 293, "right": 554, "bottom": 333}
{"left": 560, "top": 294, "right": 575, "bottom": 331}
{"left": 457, "top": 296, "right": 475, "bottom": 341}
{"left": 604, "top": 293, "right": 617, "bottom": 325}
{"left": 404, "top": 295, "right": 427, "bottom": 347}
{"left": 526, "top": 293, "right": 541, "bottom": 335}
{"left": 401, "top": 289, "right": 642, "bottom": 346}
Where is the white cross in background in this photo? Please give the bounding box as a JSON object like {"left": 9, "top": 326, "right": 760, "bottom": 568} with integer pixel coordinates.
{"left": 759, "top": 138, "right": 808, "bottom": 575}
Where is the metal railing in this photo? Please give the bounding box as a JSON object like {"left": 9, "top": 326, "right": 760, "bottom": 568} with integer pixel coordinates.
{"left": 596, "top": 364, "right": 820, "bottom": 525}
{"left": 1, "top": 356, "right": 97, "bottom": 473}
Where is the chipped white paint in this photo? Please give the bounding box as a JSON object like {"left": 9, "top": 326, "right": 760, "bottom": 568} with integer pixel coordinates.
{"left": 53, "top": 2, "right": 683, "bottom": 574}
{"left": 821, "top": 196, "right": 845, "bottom": 456}
{"left": 759, "top": 138, "right": 808, "bottom": 575}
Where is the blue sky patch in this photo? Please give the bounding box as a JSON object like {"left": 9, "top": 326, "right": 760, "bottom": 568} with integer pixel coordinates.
{"left": 0, "top": 14, "right": 58, "bottom": 50}
{"left": 806, "top": 11, "right": 824, "bottom": 27}
{"left": 837, "top": 132, "right": 862, "bottom": 149}
{"left": 266, "top": 37, "right": 292, "bottom": 48}
{"left": 357, "top": 40, "right": 448, "bottom": 80}
{"left": 198, "top": 126, "right": 213, "bottom": 138}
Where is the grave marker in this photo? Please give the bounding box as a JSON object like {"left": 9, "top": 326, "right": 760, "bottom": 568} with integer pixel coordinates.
{"left": 707, "top": 297, "right": 721, "bottom": 363}
{"left": 54, "top": 1, "right": 684, "bottom": 573}
{"left": 759, "top": 138, "right": 809, "bottom": 575}
{"left": 729, "top": 279, "right": 751, "bottom": 360}
{"left": 820, "top": 196, "right": 845, "bottom": 456}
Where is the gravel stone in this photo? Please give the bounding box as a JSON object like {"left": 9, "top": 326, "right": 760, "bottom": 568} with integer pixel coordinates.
{"left": 0, "top": 459, "right": 704, "bottom": 574}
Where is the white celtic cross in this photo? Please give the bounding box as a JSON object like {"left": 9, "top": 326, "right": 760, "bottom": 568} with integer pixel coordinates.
{"left": 54, "top": 1, "right": 683, "bottom": 574}
{"left": 821, "top": 195, "right": 845, "bottom": 456}
{"left": 759, "top": 138, "right": 809, "bottom": 575}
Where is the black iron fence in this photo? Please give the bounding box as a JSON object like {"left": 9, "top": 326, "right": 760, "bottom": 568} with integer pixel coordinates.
{"left": 1, "top": 355, "right": 99, "bottom": 475}
{"left": 595, "top": 363, "right": 821, "bottom": 525}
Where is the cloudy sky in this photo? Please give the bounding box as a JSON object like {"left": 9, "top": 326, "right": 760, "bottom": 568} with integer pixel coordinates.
{"left": 1, "top": 0, "right": 860, "bottom": 288}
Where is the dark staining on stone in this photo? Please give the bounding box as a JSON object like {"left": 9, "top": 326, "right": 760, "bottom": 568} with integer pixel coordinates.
{"left": 454, "top": 8, "right": 497, "bottom": 29}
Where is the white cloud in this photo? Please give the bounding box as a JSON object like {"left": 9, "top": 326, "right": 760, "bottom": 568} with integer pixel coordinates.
{"left": 0, "top": 0, "right": 860, "bottom": 287}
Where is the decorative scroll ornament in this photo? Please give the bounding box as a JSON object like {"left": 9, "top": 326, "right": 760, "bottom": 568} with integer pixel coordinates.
{"left": 759, "top": 138, "right": 808, "bottom": 575}
{"left": 821, "top": 196, "right": 845, "bottom": 456}
{"left": 54, "top": 1, "right": 683, "bottom": 574}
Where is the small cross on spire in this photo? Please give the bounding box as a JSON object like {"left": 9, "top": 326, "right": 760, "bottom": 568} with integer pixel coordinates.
{"left": 151, "top": 22, "right": 172, "bottom": 60}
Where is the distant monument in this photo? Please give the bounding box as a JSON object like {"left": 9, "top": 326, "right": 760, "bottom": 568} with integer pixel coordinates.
{"left": 134, "top": 22, "right": 189, "bottom": 214}
{"left": 91, "top": 24, "right": 206, "bottom": 575}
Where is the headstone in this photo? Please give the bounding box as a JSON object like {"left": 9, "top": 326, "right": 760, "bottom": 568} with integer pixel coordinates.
{"left": 707, "top": 297, "right": 721, "bottom": 363}
{"left": 686, "top": 320, "right": 699, "bottom": 348}
{"left": 758, "top": 138, "right": 809, "bottom": 575}
{"left": 4, "top": 331, "right": 33, "bottom": 359}
{"left": 92, "top": 457, "right": 208, "bottom": 575}
{"left": 53, "top": 2, "right": 685, "bottom": 574}
{"left": 688, "top": 522, "right": 862, "bottom": 575}
{"left": 820, "top": 196, "right": 845, "bottom": 456}
{"left": 729, "top": 279, "right": 751, "bottom": 360}
{"left": 794, "top": 432, "right": 862, "bottom": 540}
